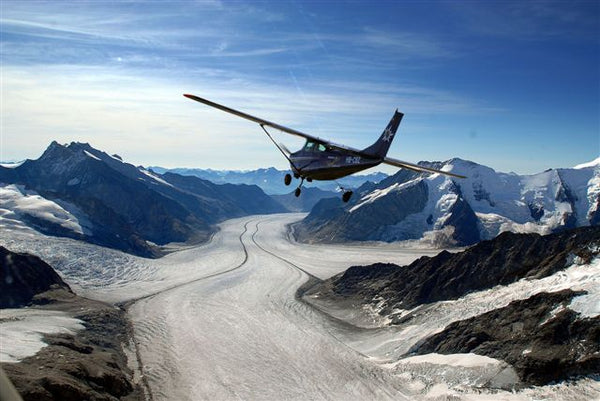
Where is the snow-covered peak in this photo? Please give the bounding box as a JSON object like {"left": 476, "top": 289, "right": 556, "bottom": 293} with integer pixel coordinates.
{"left": 329, "top": 156, "right": 600, "bottom": 245}
{"left": 574, "top": 157, "right": 600, "bottom": 170}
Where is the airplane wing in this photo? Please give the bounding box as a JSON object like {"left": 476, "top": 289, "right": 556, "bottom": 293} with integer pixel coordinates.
{"left": 383, "top": 156, "right": 466, "bottom": 178}
{"left": 184, "top": 94, "right": 374, "bottom": 157}
{"left": 185, "top": 94, "right": 466, "bottom": 179}
{"left": 184, "top": 94, "right": 329, "bottom": 142}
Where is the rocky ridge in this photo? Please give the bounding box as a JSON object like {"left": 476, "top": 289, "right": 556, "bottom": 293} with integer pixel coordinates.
{"left": 308, "top": 226, "right": 600, "bottom": 314}
{"left": 413, "top": 289, "right": 599, "bottom": 385}
{"left": 1, "top": 246, "right": 72, "bottom": 308}
{"left": 0, "top": 141, "right": 286, "bottom": 257}
{"left": 1, "top": 247, "right": 143, "bottom": 401}
{"left": 293, "top": 158, "right": 600, "bottom": 246}
{"left": 303, "top": 225, "right": 600, "bottom": 385}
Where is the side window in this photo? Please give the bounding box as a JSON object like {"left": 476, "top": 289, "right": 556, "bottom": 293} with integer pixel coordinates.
{"left": 318, "top": 144, "right": 327, "bottom": 152}
{"left": 304, "top": 141, "right": 315, "bottom": 151}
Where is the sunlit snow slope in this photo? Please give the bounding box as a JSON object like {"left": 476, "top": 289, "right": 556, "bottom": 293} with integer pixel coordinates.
{"left": 1, "top": 214, "right": 598, "bottom": 400}
{"left": 296, "top": 158, "right": 600, "bottom": 245}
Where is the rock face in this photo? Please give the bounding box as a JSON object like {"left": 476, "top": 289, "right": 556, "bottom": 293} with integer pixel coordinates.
{"left": 294, "top": 178, "right": 429, "bottom": 242}
{"left": 309, "top": 226, "right": 600, "bottom": 314}
{"left": 413, "top": 290, "right": 600, "bottom": 385}
{"left": 293, "top": 158, "right": 600, "bottom": 246}
{"left": 2, "top": 302, "right": 143, "bottom": 401}
{"left": 304, "top": 225, "right": 600, "bottom": 386}
{"left": 0, "top": 246, "right": 72, "bottom": 308}
{"left": 0, "top": 141, "right": 286, "bottom": 257}
{"left": 1, "top": 249, "right": 143, "bottom": 400}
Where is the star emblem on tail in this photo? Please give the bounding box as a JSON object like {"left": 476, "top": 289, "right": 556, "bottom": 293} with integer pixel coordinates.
{"left": 382, "top": 127, "right": 395, "bottom": 142}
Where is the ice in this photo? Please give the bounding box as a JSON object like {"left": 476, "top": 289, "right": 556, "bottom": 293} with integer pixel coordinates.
{"left": 138, "top": 167, "right": 174, "bottom": 187}
{"left": 395, "top": 353, "right": 505, "bottom": 368}
{"left": 1, "top": 213, "right": 597, "bottom": 400}
{"left": 0, "top": 184, "right": 93, "bottom": 235}
{"left": 0, "top": 309, "right": 85, "bottom": 363}
{"left": 569, "top": 291, "right": 600, "bottom": 318}
{"left": 84, "top": 150, "right": 101, "bottom": 161}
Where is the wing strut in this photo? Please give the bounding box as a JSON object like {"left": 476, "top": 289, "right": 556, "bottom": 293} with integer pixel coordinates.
{"left": 259, "top": 124, "right": 301, "bottom": 173}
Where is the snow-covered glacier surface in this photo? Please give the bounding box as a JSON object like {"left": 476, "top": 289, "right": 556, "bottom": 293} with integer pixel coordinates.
{"left": 1, "top": 214, "right": 598, "bottom": 400}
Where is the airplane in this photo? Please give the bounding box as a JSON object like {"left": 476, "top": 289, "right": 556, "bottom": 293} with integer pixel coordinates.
{"left": 184, "top": 94, "right": 465, "bottom": 202}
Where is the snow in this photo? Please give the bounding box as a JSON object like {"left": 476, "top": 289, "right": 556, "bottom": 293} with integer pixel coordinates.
{"left": 0, "top": 161, "right": 24, "bottom": 168}
{"left": 574, "top": 157, "right": 600, "bottom": 169}
{"left": 350, "top": 181, "right": 405, "bottom": 212}
{"left": 569, "top": 291, "right": 600, "bottom": 318}
{"left": 0, "top": 184, "right": 93, "bottom": 235}
{"left": 138, "top": 167, "right": 174, "bottom": 187}
{"left": 0, "top": 309, "right": 85, "bottom": 363}
{"left": 0, "top": 213, "right": 597, "bottom": 400}
{"left": 84, "top": 150, "right": 101, "bottom": 161}
{"left": 394, "top": 353, "right": 504, "bottom": 369}
{"left": 351, "top": 158, "right": 600, "bottom": 242}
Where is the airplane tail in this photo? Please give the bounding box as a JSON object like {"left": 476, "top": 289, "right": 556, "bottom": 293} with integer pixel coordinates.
{"left": 362, "top": 110, "right": 404, "bottom": 158}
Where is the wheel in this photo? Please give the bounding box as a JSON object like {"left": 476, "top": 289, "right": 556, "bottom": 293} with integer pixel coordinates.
{"left": 306, "top": 177, "right": 313, "bottom": 182}
{"left": 294, "top": 187, "right": 302, "bottom": 197}
{"left": 342, "top": 191, "right": 353, "bottom": 203}
{"left": 284, "top": 173, "right": 292, "bottom": 186}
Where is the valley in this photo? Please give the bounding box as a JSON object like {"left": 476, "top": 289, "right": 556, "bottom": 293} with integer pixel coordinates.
{"left": 2, "top": 214, "right": 598, "bottom": 400}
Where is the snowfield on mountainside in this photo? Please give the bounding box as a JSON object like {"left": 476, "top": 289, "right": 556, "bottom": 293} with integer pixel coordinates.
{"left": 1, "top": 214, "right": 598, "bottom": 400}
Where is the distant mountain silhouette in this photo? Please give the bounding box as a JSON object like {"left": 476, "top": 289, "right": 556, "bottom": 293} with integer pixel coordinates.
{"left": 149, "top": 166, "right": 388, "bottom": 195}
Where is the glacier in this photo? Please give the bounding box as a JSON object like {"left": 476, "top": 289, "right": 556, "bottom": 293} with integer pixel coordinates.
{"left": 1, "top": 213, "right": 598, "bottom": 400}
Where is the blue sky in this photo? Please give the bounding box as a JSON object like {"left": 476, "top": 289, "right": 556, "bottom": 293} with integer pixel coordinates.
{"left": 1, "top": 0, "right": 598, "bottom": 174}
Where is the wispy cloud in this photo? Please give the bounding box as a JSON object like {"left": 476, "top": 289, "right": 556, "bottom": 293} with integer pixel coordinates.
{"left": 451, "top": 0, "right": 599, "bottom": 40}
{"left": 1, "top": 1, "right": 597, "bottom": 174}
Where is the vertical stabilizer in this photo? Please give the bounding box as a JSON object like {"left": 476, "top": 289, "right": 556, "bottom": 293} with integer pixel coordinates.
{"left": 362, "top": 110, "right": 404, "bottom": 158}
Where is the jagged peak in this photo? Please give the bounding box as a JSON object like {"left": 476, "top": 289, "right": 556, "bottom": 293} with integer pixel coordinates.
{"left": 66, "top": 141, "right": 94, "bottom": 151}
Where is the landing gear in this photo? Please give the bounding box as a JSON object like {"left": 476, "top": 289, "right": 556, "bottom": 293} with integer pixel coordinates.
{"left": 284, "top": 173, "right": 292, "bottom": 186}
{"left": 342, "top": 191, "right": 353, "bottom": 203}
{"left": 294, "top": 177, "right": 305, "bottom": 197}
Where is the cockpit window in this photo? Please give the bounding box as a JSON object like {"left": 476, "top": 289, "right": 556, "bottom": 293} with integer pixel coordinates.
{"left": 304, "top": 141, "right": 327, "bottom": 152}
{"left": 304, "top": 141, "right": 315, "bottom": 151}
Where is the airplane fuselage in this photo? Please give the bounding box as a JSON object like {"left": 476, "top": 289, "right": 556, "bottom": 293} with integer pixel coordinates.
{"left": 289, "top": 142, "right": 381, "bottom": 181}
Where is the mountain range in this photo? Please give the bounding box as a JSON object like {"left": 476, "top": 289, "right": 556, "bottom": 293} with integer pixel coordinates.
{"left": 293, "top": 158, "right": 600, "bottom": 246}
{"left": 148, "top": 166, "right": 388, "bottom": 195}
{"left": 0, "top": 141, "right": 286, "bottom": 257}
{"left": 2, "top": 142, "right": 598, "bottom": 255}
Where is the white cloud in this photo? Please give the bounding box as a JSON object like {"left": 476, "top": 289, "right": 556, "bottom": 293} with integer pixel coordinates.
{"left": 1, "top": 63, "right": 487, "bottom": 169}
